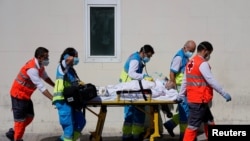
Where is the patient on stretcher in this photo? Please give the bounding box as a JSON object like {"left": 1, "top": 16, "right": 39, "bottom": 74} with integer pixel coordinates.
{"left": 91, "top": 79, "right": 178, "bottom": 101}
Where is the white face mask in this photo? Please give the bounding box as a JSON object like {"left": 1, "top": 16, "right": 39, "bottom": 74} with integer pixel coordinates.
{"left": 73, "top": 57, "right": 79, "bottom": 65}
{"left": 185, "top": 51, "right": 193, "bottom": 58}
{"left": 42, "top": 59, "right": 49, "bottom": 66}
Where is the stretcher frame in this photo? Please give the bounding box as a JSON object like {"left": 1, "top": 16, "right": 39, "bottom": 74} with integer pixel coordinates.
{"left": 85, "top": 89, "right": 176, "bottom": 141}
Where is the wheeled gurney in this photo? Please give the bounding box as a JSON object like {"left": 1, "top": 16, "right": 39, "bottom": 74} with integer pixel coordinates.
{"left": 85, "top": 87, "right": 177, "bottom": 141}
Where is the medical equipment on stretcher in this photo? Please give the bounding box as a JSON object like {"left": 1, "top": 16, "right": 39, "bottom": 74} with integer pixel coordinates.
{"left": 85, "top": 87, "right": 177, "bottom": 141}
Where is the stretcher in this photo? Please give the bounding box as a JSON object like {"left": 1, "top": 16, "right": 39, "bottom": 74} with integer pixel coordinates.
{"left": 85, "top": 88, "right": 177, "bottom": 141}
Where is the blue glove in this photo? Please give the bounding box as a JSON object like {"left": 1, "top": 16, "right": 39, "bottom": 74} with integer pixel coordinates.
{"left": 222, "top": 93, "right": 232, "bottom": 102}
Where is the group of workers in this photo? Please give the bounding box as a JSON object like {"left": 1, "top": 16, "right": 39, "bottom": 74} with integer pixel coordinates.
{"left": 5, "top": 40, "right": 232, "bottom": 141}
{"left": 6, "top": 47, "right": 85, "bottom": 141}
{"left": 119, "top": 41, "right": 232, "bottom": 141}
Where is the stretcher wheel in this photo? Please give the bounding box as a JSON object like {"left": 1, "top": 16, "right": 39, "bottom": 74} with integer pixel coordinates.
{"left": 89, "top": 134, "right": 103, "bottom": 141}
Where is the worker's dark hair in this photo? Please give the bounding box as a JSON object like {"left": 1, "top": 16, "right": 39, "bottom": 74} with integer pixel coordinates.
{"left": 197, "top": 41, "right": 213, "bottom": 52}
{"left": 59, "top": 47, "right": 78, "bottom": 62}
{"left": 34, "top": 47, "right": 49, "bottom": 58}
{"left": 140, "top": 44, "right": 155, "bottom": 54}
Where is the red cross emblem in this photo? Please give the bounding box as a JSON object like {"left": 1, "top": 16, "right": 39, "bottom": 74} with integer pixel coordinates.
{"left": 187, "top": 60, "right": 194, "bottom": 72}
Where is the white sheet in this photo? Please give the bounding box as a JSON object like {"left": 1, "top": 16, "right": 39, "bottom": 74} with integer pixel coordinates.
{"left": 93, "top": 79, "right": 178, "bottom": 102}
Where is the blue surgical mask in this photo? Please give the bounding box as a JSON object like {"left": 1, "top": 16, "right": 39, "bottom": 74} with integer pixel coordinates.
{"left": 73, "top": 57, "right": 79, "bottom": 65}
{"left": 42, "top": 59, "right": 49, "bottom": 66}
{"left": 184, "top": 51, "right": 193, "bottom": 58}
{"left": 143, "top": 57, "right": 150, "bottom": 63}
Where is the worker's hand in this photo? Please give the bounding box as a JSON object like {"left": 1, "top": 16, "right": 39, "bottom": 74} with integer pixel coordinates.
{"left": 222, "top": 93, "right": 232, "bottom": 102}
{"left": 165, "top": 81, "right": 175, "bottom": 90}
{"left": 143, "top": 74, "right": 154, "bottom": 81}
{"left": 144, "top": 76, "right": 154, "bottom": 81}
{"left": 174, "top": 94, "right": 185, "bottom": 103}
{"left": 78, "top": 80, "right": 85, "bottom": 86}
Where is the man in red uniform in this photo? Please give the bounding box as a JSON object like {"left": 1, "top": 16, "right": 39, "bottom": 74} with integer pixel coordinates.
{"left": 6, "top": 47, "right": 54, "bottom": 141}
{"left": 176, "top": 41, "right": 232, "bottom": 141}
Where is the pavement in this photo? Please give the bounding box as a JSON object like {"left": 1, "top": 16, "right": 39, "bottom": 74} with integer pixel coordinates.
{"left": 0, "top": 106, "right": 210, "bottom": 141}
{"left": 0, "top": 131, "right": 207, "bottom": 141}
{"left": 0, "top": 106, "right": 208, "bottom": 141}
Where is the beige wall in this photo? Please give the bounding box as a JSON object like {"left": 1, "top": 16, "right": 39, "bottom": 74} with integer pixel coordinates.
{"left": 0, "top": 0, "right": 250, "bottom": 134}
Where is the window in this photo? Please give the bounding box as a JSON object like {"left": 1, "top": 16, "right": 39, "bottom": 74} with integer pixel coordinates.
{"left": 85, "top": 0, "right": 121, "bottom": 62}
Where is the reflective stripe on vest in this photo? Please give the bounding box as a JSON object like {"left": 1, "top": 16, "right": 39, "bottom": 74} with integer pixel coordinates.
{"left": 186, "top": 73, "right": 210, "bottom": 87}
{"left": 15, "top": 72, "right": 36, "bottom": 89}
{"left": 186, "top": 74, "right": 209, "bottom": 86}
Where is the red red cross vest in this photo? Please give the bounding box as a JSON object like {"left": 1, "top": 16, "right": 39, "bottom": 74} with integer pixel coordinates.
{"left": 185, "top": 55, "right": 213, "bottom": 103}
{"left": 10, "top": 58, "right": 45, "bottom": 100}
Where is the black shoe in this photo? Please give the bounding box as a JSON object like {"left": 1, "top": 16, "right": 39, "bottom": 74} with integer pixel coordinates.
{"left": 163, "top": 122, "right": 175, "bottom": 137}
{"left": 6, "top": 128, "right": 14, "bottom": 141}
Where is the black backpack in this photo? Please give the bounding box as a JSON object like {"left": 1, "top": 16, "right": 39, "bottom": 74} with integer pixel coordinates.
{"left": 61, "top": 63, "right": 97, "bottom": 109}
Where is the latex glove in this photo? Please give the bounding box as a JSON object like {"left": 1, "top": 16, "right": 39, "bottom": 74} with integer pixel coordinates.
{"left": 222, "top": 93, "right": 232, "bottom": 102}
{"left": 78, "top": 80, "right": 85, "bottom": 86}
{"left": 144, "top": 76, "right": 154, "bottom": 81}
{"left": 143, "top": 74, "right": 154, "bottom": 81}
